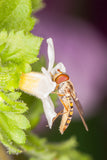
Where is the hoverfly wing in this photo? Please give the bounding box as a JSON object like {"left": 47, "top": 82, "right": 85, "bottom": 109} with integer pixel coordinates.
{"left": 73, "top": 96, "right": 84, "bottom": 115}
{"left": 71, "top": 94, "right": 88, "bottom": 131}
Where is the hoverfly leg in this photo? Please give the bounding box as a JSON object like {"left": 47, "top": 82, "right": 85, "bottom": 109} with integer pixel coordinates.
{"left": 60, "top": 99, "right": 69, "bottom": 111}
{"left": 52, "top": 110, "right": 63, "bottom": 124}
{"left": 52, "top": 91, "right": 65, "bottom": 97}
{"left": 52, "top": 110, "right": 68, "bottom": 124}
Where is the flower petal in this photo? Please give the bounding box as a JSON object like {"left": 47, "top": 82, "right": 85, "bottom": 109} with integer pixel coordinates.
{"left": 42, "top": 96, "right": 57, "bottom": 128}
{"left": 51, "top": 62, "right": 66, "bottom": 75}
{"left": 41, "top": 67, "right": 51, "bottom": 79}
{"left": 37, "top": 74, "right": 56, "bottom": 98}
{"left": 19, "top": 72, "right": 56, "bottom": 99}
{"left": 47, "top": 38, "right": 55, "bottom": 72}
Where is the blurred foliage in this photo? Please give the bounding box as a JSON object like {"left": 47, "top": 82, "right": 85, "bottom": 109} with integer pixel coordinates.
{"left": 14, "top": 131, "right": 92, "bottom": 160}
{"left": 31, "top": 0, "right": 45, "bottom": 12}
{"left": 0, "top": 0, "right": 93, "bottom": 160}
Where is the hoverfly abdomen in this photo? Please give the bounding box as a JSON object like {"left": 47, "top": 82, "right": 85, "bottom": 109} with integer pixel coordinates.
{"left": 59, "top": 101, "right": 74, "bottom": 134}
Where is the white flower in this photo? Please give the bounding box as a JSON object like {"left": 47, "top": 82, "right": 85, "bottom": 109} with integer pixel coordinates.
{"left": 41, "top": 38, "right": 66, "bottom": 128}
{"left": 19, "top": 38, "right": 66, "bottom": 129}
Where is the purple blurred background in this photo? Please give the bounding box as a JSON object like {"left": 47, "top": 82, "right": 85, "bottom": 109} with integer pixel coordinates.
{"left": 32, "top": 0, "right": 107, "bottom": 119}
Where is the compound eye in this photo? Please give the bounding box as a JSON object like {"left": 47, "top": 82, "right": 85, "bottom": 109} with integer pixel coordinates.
{"left": 55, "top": 74, "right": 69, "bottom": 84}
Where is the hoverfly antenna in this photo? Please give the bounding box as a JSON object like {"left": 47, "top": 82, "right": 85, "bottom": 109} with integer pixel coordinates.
{"left": 57, "top": 69, "right": 60, "bottom": 72}
{"left": 57, "top": 69, "right": 62, "bottom": 74}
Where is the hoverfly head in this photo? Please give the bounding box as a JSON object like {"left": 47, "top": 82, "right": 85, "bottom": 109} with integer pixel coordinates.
{"left": 52, "top": 69, "right": 69, "bottom": 84}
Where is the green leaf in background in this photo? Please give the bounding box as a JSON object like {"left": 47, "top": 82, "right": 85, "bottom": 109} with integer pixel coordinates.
{"left": 0, "top": 0, "right": 36, "bottom": 32}
{"left": 31, "top": 0, "right": 45, "bottom": 12}
{"left": 48, "top": 137, "right": 92, "bottom": 160}
{"left": 20, "top": 134, "right": 92, "bottom": 160}
{"left": 21, "top": 132, "right": 57, "bottom": 160}
{"left": 25, "top": 95, "right": 44, "bottom": 129}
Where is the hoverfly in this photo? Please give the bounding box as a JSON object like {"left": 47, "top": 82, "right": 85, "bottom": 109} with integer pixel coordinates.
{"left": 52, "top": 69, "right": 88, "bottom": 134}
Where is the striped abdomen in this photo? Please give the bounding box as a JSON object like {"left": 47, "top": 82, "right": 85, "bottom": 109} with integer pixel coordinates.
{"left": 59, "top": 102, "right": 73, "bottom": 134}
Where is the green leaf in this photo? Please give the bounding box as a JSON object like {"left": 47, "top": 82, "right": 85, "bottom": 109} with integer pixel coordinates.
{"left": 7, "top": 92, "right": 22, "bottom": 101}
{"left": 0, "top": 102, "right": 27, "bottom": 113}
{"left": 31, "top": 0, "right": 45, "bottom": 12}
{"left": 0, "top": 30, "right": 43, "bottom": 65}
{"left": 9, "top": 127, "right": 26, "bottom": 144}
{"left": 0, "top": 136, "right": 22, "bottom": 154}
{"left": 4, "top": 112, "right": 30, "bottom": 129}
{"left": 0, "top": 30, "right": 43, "bottom": 91}
{"left": 0, "top": 91, "right": 28, "bottom": 113}
{"left": 0, "top": 112, "right": 27, "bottom": 144}
{"left": 0, "top": 0, "right": 36, "bottom": 32}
